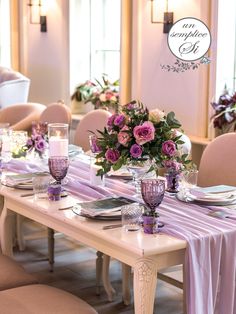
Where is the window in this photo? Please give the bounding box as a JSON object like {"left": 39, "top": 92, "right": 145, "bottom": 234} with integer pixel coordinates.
{"left": 0, "top": 0, "right": 11, "bottom": 66}
{"left": 215, "top": 0, "right": 236, "bottom": 97}
{"left": 69, "top": 0, "right": 121, "bottom": 93}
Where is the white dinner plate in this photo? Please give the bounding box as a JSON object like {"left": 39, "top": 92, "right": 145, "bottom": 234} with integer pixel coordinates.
{"left": 176, "top": 192, "right": 236, "bottom": 206}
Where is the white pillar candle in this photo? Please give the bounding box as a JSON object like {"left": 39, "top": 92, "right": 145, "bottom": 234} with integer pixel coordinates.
{"left": 49, "top": 137, "right": 68, "bottom": 157}
{"left": 90, "top": 162, "right": 104, "bottom": 186}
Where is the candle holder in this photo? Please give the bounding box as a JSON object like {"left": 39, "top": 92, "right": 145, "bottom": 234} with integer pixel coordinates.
{"left": 48, "top": 123, "right": 69, "bottom": 157}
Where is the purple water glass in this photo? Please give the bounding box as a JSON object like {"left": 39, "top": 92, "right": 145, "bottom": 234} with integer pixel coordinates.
{"left": 141, "top": 179, "right": 165, "bottom": 212}
{"left": 89, "top": 134, "right": 101, "bottom": 154}
{"left": 165, "top": 172, "right": 180, "bottom": 193}
{"left": 48, "top": 156, "right": 69, "bottom": 185}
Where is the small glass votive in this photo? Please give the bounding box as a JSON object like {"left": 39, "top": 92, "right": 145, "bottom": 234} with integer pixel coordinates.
{"left": 90, "top": 156, "right": 104, "bottom": 186}
{"left": 121, "top": 203, "right": 143, "bottom": 232}
{"left": 32, "top": 175, "right": 51, "bottom": 200}
{"left": 47, "top": 184, "right": 62, "bottom": 201}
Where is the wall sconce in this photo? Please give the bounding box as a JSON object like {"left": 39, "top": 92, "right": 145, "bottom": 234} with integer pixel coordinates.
{"left": 28, "top": 0, "right": 47, "bottom": 32}
{"left": 151, "top": 0, "right": 174, "bottom": 33}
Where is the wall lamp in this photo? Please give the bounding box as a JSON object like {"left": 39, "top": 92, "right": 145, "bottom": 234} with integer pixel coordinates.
{"left": 151, "top": 0, "right": 174, "bottom": 33}
{"left": 28, "top": 0, "right": 47, "bottom": 32}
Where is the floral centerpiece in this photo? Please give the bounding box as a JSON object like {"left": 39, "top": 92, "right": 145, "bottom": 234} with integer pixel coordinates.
{"left": 26, "top": 122, "right": 48, "bottom": 158}
{"left": 211, "top": 88, "right": 236, "bottom": 134}
{"left": 72, "top": 75, "right": 119, "bottom": 113}
{"left": 95, "top": 100, "right": 191, "bottom": 177}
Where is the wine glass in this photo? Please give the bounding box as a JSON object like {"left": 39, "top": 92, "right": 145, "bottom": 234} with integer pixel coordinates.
{"left": 48, "top": 156, "right": 69, "bottom": 185}
{"left": 141, "top": 179, "right": 165, "bottom": 212}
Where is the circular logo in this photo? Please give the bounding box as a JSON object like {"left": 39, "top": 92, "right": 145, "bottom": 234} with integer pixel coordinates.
{"left": 167, "top": 17, "right": 211, "bottom": 61}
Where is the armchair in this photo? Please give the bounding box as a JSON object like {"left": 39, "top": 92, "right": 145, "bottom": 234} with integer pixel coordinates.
{"left": 0, "top": 67, "right": 30, "bottom": 108}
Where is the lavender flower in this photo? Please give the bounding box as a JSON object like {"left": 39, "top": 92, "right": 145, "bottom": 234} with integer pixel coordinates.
{"left": 130, "top": 144, "right": 142, "bottom": 158}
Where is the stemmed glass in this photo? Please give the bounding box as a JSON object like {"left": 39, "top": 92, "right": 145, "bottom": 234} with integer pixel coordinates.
{"left": 141, "top": 179, "right": 165, "bottom": 233}
{"left": 48, "top": 156, "right": 69, "bottom": 186}
{"left": 141, "top": 179, "right": 165, "bottom": 212}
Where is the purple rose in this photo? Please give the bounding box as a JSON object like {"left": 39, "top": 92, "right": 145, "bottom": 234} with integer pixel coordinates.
{"left": 107, "top": 114, "right": 116, "bottom": 127}
{"left": 105, "top": 148, "right": 120, "bottom": 164}
{"left": 162, "top": 140, "right": 176, "bottom": 157}
{"left": 130, "top": 144, "right": 143, "bottom": 158}
{"left": 133, "top": 121, "right": 155, "bottom": 145}
{"left": 162, "top": 160, "right": 181, "bottom": 172}
{"left": 35, "top": 139, "right": 47, "bottom": 152}
{"left": 114, "top": 114, "right": 126, "bottom": 128}
{"left": 27, "top": 138, "right": 33, "bottom": 146}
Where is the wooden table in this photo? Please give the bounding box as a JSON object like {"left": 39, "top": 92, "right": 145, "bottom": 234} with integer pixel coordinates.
{"left": 0, "top": 185, "right": 186, "bottom": 314}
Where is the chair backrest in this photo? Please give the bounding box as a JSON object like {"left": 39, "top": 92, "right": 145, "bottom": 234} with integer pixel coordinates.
{"left": 0, "top": 103, "right": 46, "bottom": 131}
{"left": 0, "top": 67, "right": 30, "bottom": 108}
{"left": 39, "top": 102, "right": 72, "bottom": 125}
{"left": 198, "top": 132, "right": 236, "bottom": 187}
{"left": 74, "top": 109, "right": 112, "bottom": 151}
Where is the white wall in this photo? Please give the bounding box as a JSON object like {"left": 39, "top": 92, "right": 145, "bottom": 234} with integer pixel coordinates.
{"left": 131, "top": 0, "right": 211, "bottom": 137}
{"left": 21, "top": 0, "right": 212, "bottom": 138}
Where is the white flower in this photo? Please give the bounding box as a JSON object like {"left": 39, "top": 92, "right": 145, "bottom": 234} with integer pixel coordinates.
{"left": 110, "top": 96, "right": 117, "bottom": 102}
{"left": 99, "top": 93, "right": 106, "bottom": 102}
{"left": 149, "top": 108, "right": 165, "bottom": 123}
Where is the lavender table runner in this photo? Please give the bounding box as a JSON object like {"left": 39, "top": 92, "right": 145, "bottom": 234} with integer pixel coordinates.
{"left": 5, "top": 158, "right": 236, "bottom": 313}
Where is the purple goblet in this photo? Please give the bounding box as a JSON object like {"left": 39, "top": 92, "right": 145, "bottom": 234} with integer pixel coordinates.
{"left": 48, "top": 156, "right": 69, "bottom": 185}
{"left": 141, "top": 179, "right": 165, "bottom": 212}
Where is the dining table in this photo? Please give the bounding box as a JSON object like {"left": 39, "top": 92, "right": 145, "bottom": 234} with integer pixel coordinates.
{"left": 0, "top": 155, "right": 236, "bottom": 314}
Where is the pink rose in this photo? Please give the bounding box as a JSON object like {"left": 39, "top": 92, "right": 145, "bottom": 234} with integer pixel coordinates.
{"left": 133, "top": 121, "right": 155, "bottom": 145}
{"left": 105, "top": 149, "right": 120, "bottom": 164}
{"left": 162, "top": 140, "right": 176, "bottom": 157}
{"left": 118, "top": 126, "right": 131, "bottom": 146}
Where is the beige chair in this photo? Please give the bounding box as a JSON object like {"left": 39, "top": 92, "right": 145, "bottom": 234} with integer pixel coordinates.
{"left": 0, "top": 253, "right": 97, "bottom": 314}
{"left": 0, "top": 67, "right": 30, "bottom": 109}
{"left": 0, "top": 103, "right": 46, "bottom": 132}
{"left": 40, "top": 101, "right": 72, "bottom": 124}
{"left": 74, "top": 109, "right": 112, "bottom": 151}
{"left": 198, "top": 132, "right": 236, "bottom": 186}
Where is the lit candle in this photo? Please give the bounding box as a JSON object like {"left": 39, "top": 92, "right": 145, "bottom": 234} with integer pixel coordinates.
{"left": 49, "top": 137, "right": 68, "bottom": 157}
{"left": 90, "top": 160, "right": 104, "bottom": 186}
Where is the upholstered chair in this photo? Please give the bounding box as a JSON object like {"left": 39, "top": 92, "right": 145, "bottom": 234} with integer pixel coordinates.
{"left": 0, "top": 253, "right": 97, "bottom": 314}
{"left": 0, "top": 67, "right": 30, "bottom": 108}
{"left": 0, "top": 103, "right": 46, "bottom": 132}
{"left": 74, "top": 109, "right": 112, "bottom": 152}
{"left": 39, "top": 101, "right": 72, "bottom": 124}
{"left": 198, "top": 132, "right": 236, "bottom": 186}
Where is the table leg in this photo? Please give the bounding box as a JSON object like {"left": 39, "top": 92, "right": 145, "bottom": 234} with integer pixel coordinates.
{"left": 47, "top": 228, "right": 55, "bottom": 272}
{"left": 96, "top": 251, "right": 103, "bottom": 295}
{"left": 133, "top": 258, "right": 158, "bottom": 314}
{"left": 102, "top": 254, "right": 116, "bottom": 301}
{"left": 0, "top": 204, "right": 15, "bottom": 257}
{"left": 122, "top": 262, "right": 131, "bottom": 305}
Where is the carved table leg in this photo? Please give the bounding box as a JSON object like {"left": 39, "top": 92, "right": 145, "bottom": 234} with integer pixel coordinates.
{"left": 133, "top": 258, "right": 158, "bottom": 314}
{"left": 122, "top": 262, "right": 131, "bottom": 305}
{"left": 16, "top": 214, "right": 26, "bottom": 251}
{"left": 0, "top": 204, "right": 15, "bottom": 257}
{"left": 96, "top": 251, "right": 103, "bottom": 295}
{"left": 47, "top": 228, "right": 55, "bottom": 272}
{"left": 102, "top": 254, "right": 116, "bottom": 301}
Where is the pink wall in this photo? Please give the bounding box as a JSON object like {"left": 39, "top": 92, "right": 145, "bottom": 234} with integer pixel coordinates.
{"left": 21, "top": 0, "right": 212, "bottom": 138}
{"left": 131, "top": 0, "right": 211, "bottom": 137}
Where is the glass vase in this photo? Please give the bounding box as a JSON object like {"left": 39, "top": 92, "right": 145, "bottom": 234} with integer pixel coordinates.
{"left": 165, "top": 171, "right": 180, "bottom": 193}
{"left": 127, "top": 159, "right": 155, "bottom": 194}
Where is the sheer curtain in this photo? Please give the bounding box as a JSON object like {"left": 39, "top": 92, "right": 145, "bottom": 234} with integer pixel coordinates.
{"left": 0, "top": 0, "right": 11, "bottom": 67}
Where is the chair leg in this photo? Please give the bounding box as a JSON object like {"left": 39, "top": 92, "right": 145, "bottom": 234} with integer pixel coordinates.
{"left": 47, "top": 228, "right": 55, "bottom": 272}
{"left": 122, "top": 263, "right": 131, "bottom": 305}
{"left": 102, "top": 254, "right": 116, "bottom": 301}
{"left": 16, "top": 214, "right": 26, "bottom": 251}
{"left": 96, "top": 251, "right": 103, "bottom": 295}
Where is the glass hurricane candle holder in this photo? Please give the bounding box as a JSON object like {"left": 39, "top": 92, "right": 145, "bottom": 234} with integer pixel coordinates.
{"left": 48, "top": 123, "right": 69, "bottom": 157}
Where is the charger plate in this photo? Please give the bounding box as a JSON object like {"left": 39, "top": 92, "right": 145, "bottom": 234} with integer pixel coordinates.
{"left": 176, "top": 192, "right": 236, "bottom": 206}
{"left": 72, "top": 207, "right": 121, "bottom": 220}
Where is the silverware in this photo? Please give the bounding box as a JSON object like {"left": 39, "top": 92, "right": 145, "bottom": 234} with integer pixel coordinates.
{"left": 102, "top": 223, "right": 122, "bottom": 230}
{"left": 20, "top": 193, "right": 34, "bottom": 197}
{"left": 59, "top": 206, "right": 74, "bottom": 211}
